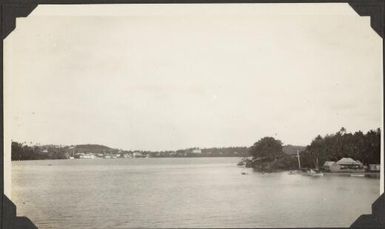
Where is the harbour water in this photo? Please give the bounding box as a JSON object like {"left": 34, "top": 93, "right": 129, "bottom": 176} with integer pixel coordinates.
{"left": 12, "top": 157, "right": 380, "bottom": 228}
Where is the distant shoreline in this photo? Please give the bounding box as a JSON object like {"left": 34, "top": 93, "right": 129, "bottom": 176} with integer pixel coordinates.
{"left": 12, "top": 156, "right": 245, "bottom": 161}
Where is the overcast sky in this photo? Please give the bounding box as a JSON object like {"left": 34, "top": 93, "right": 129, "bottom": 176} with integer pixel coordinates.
{"left": 4, "top": 4, "right": 382, "bottom": 151}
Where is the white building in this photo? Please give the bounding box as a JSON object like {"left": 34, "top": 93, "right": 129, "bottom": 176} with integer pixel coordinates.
{"left": 191, "top": 149, "right": 202, "bottom": 154}
{"left": 133, "top": 152, "right": 145, "bottom": 158}
{"left": 79, "top": 154, "right": 96, "bottom": 159}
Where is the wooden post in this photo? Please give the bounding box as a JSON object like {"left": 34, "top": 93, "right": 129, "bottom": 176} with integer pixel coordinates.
{"left": 297, "top": 150, "right": 301, "bottom": 169}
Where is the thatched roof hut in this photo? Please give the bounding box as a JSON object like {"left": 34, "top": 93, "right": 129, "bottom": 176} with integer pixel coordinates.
{"left": 336, "top": 157, "right": 361, "bottom": 165}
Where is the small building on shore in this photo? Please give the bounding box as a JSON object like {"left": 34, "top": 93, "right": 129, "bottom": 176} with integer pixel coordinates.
{"left": 368, "top": 164, "right": 380, "bottom": 172}
{"left": 133, "top": 152, "right": 145, "bottom": 158}
{"left": 323, "top": 157, "right": 364, "bottom": 173}
{"left": 77, "top": 153, "right": 96, "bottom": 159}
{"left": 123, "top": 154, "right": 132, "bottom": 158}
{"left": 322, "top": 161, "right": 336, "bottom": 171}
{"left": 191, "top": 149, "right": 202, "bottom": 154}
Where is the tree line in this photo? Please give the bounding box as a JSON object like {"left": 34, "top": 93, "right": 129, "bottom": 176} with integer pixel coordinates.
{"left": 11, "top": 142, "right": 249, "bottom": 160}
{"left": 11, "top": 127, "right": 381, "bottom": 164}
{"left": 300, "top": 128, "right": 381, "bottom": 169}
{"left": 11, "top": 142, "right": 70, "bottom": 160}
{"left": 247, "top": 128, "right": 381, "bottom": 172}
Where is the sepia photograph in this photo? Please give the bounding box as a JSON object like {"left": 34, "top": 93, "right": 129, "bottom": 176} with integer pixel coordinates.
{"left": 3, "top": 3, "right": 383, "bottom": 228}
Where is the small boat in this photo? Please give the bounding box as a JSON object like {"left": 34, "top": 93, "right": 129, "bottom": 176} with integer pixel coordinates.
{"left": 351, "top": 174, "right": 365, "bottom": 177}
{"left": 241, "top": 172, "right": 248, "bottom": 175}
{"left": 288, "top": 170, "right": 298, "bottom": 175}
{"left": 306, "top": 169, "right": 324, "bottom": 177}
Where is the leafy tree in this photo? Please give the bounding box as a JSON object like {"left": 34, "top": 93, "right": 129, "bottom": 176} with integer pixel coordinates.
{"left": 363, "top": 129, "right": 381, "bottom": 164}
{"left": 249, "top": 137, "right": 283, "bottom": 161}
{"left": 301, "top": 135, "right": 326, "bottom": 170}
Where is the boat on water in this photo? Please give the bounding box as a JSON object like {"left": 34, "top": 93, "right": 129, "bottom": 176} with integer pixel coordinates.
{"left": 294, "top": 151, "right": 323, "bottom": 177}
{"left": 350, "top": 174, "right": 365, "bottom": 177}
{"left": 306, "top": 169, "right": 324, "bottom": 177}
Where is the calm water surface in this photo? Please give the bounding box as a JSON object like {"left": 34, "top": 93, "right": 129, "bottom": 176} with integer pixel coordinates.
{"left": 12, "top": 157, "right": 380, "bottom": 228}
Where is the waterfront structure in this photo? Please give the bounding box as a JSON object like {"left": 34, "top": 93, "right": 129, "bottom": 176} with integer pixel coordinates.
{"left": 191, "top": 149, "right": 202, "bottom": 154}
{"left": 78, "top": 153, "right": 96, "bottom": 159}
{"left": 323, "top": 157, "right": 364, "bottom": 173}
{"left": 337, "top": 157, "right": 363, "bottom": 168}
{"left": 123, "top": 154, "right": 132, "bottom": 158}
{"left": 323, "top": 161, "right": 336, "bottom": 171}
{"left": 368, "top": 164, "right": 380, "bottom": 172}
{"left": 133, "top": 152, "right": 145, "bottom": 158}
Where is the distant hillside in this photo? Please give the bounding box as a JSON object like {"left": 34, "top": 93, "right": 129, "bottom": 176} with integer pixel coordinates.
{"left": 74, "top": 144, "right": 115, "bottom": 154}
{"left": 282, "top": 145, "right": 306, "bottom": 156}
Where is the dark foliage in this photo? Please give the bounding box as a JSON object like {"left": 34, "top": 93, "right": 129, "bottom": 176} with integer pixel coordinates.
{"left": 245, "top": 128, "right": 380, "bottom": 172}
{"left": 248, "top": 137, "right": 291, "bottom": 172}
{"left": 300, "top": 128, "right": 381, "bottom": 169}
{"left": 11, "top": 142, "right": 69, "bottom": 160}
{"left": 249, "top": 137, "right": 283, "bottom": 161}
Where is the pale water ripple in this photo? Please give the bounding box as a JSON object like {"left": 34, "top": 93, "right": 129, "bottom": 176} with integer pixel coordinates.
{"left": 12, "top": 157, "right": 380, "bottom": 228}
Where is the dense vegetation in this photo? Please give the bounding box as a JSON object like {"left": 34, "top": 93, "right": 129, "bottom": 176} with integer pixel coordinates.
{"left": 300, "top": 128, "right": 381, "bottom": 169}
{"left": 12, "top": 142, "right": 70, "bottom": 160}
{"left": 246, "top": 128, "right": 381, "bottom": 172}
{"left": 247, "top": 137, "right": 298, "bottom": 172}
